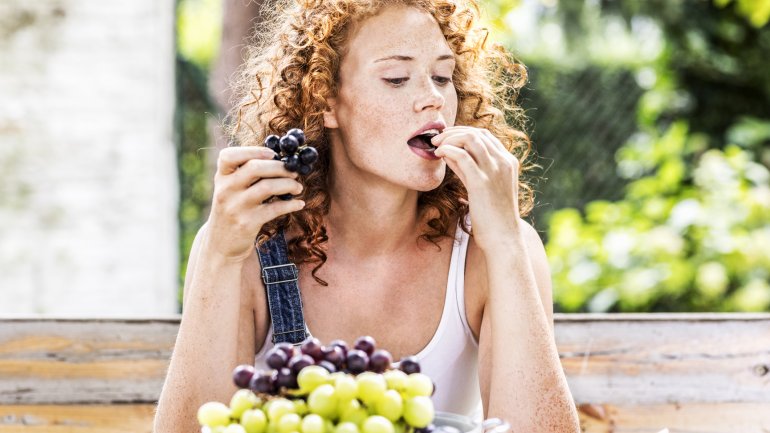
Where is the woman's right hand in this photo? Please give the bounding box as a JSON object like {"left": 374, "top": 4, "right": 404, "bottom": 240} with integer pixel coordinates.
{"left": 205, "top": 145, "right": 305, "bottom": 263}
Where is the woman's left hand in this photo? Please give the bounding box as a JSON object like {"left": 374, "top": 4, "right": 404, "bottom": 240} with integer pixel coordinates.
{"left": 432, "top": 125, "right": 523, "bottom": 252}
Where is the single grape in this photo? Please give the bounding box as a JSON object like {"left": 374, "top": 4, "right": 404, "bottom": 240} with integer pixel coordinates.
{"left": 277, "top": 193, "right": 294, "bottom": 201}
{"left": 375, "top": 389, "right": 403, "bottom": 422}
{"left": 405, "top": 373, "right": 433, "bottom": 398}
{"left": 287, "top": 128, "right": 306, "bottom": 146}
{"left": 330, "top": 340, "right": 349, "bottom": 357}
{"left": 297, "top": 365, "right": 330, "bottom": 393}
{"left": 197, "top": 401, "right": 231, "bottom": 427}
{"left": 399, "top": 357, "right": 421, "bottom": 375}
{"left": 356, "top": 372, "right": 387, "bottom": 407}
{"left": 301, "top": 337, "right": 324, "bottom": 362}
{"left": 266, "top": 348, "right": 289, "bottom": 370}
{"left": 298, "top": 146, "right": 318, "bottom": 165}
{"left": 322, "top": 346, "right": 345, "bottom": 367}
{"left": 333, "top": 373, "right": 358, "bottom": 402}
{"left": 335, "top": 422, "right": 360, "bottom": 433}
{"left": 382, "top": 370, "right": 408, "bottom": 392}
{"left": 230, "top": 389, "right": 261, "bottom": 420}
{"left": 346, "top": 349, "right": 369, "bottom": 374}
{"left": 403, "top": 396, "right": 434, "bottom": 428}
{"left": 233, "top": 365, "right": 257, "bottom": 389}
{"left": 318, "top": 360, "right": 337, "bottom": 373}
{"left": 266, "top": 398, "right": 296, "bottom": 422}
{"left": 264, "top": 135, "right": 281, "bottom": 153}
{"left": 276, "top": 367, "right": 298, "bottom": 390}
{"left": 240, "top": 408, "right": 267, "bottom": 433}
{"left": 369, "top": 350, "right": 393, "bottom": 373}
{"left": 301, "top": 414, "right": 325, "bottom": 433}
{"left": 283, "top": 154, "right": 301, "bottom": 172}
{"left": 307, "top": 383, "right": 338, "bottom": 419}
{"left": 280, "top": 135, "right": 300, "bottom": 155}
{"left": 362, "top": 415, "right": 395, "bottom": 433}
{"left": 249, "top": 370, "right": 277, "bottom": 395}
{"left": 288, "top": 354, "right": 315, "bottom": 376}
{"left": 275, "top": 342, "right": 295, "bottom": 360}
{"left": 354, "top": 336, "right": 376, "bottom": 356}
{"left": 338, "top": 398, "right": 368, "bottom": 425}
{"left": 294, "top": 399, "right": 309, "bottom": 416}
{"left": 276, "top": 413, "right": 301, "bottom": 433}
{"left": 224, "top": 424, "right": 248, "bottom": 433}
{"left": 297, "top": 164, "right": 313, "bottom": 175}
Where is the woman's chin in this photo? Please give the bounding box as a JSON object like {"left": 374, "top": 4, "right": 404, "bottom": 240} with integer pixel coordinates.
{"left": 410, "top": 167, "right": 447, "bottom": 192}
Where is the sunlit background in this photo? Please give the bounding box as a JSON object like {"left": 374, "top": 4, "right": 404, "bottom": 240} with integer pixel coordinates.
{"left": 2, "top": 0, "right": 769, "bottom": 316}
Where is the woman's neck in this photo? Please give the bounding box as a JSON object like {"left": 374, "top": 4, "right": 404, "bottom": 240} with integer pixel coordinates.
{"left": 325, "top": 178, "right": 423, "bottom": 260}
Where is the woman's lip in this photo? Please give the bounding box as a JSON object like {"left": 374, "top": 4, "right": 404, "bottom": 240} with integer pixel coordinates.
{"left": 408, "top": 143, "right": 440, "bottom": 160}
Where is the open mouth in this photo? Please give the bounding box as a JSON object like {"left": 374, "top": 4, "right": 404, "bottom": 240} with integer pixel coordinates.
{"left": 407, "top": 130, "right": 440, "bottom": 152}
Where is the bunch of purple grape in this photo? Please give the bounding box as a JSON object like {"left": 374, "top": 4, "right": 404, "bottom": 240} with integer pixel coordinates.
{"left": 265, "top": 128, "right": 318, "bottom": 175}
{"left": 232, "top": 336, "right": 424, "bottom": 396}
{"left": 264, "top": 128, "right": 318, "bottom": 201}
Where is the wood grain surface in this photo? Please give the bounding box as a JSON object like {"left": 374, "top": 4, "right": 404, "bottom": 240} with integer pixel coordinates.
{"left": 1, "top": 314, "right": 768, "bottom": 432}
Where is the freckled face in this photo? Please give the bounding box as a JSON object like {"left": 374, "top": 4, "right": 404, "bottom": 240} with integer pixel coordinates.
{"left": 325, "top": 5, "right": 458, "bottom": 191}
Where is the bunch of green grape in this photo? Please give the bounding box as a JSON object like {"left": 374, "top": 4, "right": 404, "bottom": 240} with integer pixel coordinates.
{"left": 197, "top": 336, "right": 447, "bottom": 433}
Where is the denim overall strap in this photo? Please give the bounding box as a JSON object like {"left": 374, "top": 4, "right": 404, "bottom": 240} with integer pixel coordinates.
{"left": 255, "top": 228, "right": 309, "bottom": 345}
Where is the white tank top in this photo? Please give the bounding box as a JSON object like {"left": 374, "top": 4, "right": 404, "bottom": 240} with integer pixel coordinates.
{"left": 254, "top": 216, "right": 482, "bottom": 418}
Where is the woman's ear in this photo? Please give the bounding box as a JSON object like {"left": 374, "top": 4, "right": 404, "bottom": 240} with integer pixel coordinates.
{"left": 323, "top": 97, "right": 339, "bottom": 129}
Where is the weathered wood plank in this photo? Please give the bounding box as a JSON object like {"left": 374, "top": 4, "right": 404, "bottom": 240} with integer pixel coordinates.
{"left": 557, "top": 314, "right": 770, "bottom": 405}
{"left": 0, "top": 405, "right": 154, "bottom": 433}
{"left": 0, "top": 319, "right": 177, "bottom": 404}
{"left": 575, "top": 402, "right": 770, "bottom": 433}
{"left": 1, "top": 315, "right": 768, "bottom": 408}
{"left": 0, "top": 403, "right": 768, "bottom": 433}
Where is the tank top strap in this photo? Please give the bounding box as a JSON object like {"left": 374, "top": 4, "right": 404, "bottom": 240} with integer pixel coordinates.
{"left": 255, "top": 229, "right": 309, "bottom": 345}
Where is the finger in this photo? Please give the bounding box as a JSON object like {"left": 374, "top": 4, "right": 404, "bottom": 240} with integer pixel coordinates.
{"left": 434, "top": 144, "right": 483, "bottom": 188}
{"left": 234, "top": 158, "right": 299, "bottom": 188}
{"left": 430, "top": 125, "right": 479, "bottom": 145}
{"left": 217, "top": 146, "right": 276, "bottom": 175}
{"left": 434, "top": 130, "right": 495, "bottom": 173}
{"left": 240, "top": 177, "right": 304, "bottom": 205}
{"left": 451, "top": 127, "right": 519, "bottom": 175}
{"left": 252, "top": 198, "right": 306, "bottom": 225}
{"left": 477, "top": 128, "right": 515, "bottom": 164}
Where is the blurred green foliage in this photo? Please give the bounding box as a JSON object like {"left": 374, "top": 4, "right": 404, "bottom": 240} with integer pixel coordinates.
{"left": 715, "top": 0, "right": 770, "bottom": 27}
{"left": 514, "top": 0, "right": 770, "bottom": 312}
{"left": 177, "top": 0, "right": 221, "bottom": 68}
{"left": 175, "top": 0, "right": 219, "bottom": 308}
{"left": 546, "top": 121, "right": 770, "bottom": 312}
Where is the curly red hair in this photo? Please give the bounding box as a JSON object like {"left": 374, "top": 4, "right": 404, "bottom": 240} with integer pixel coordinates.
{"left": 224, "top": 0, "right": 535, "bottom": 286}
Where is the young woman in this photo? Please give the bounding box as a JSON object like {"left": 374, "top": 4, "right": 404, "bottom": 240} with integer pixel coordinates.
{"left": 155, "top": 1, "right": 580, "bottom": 432}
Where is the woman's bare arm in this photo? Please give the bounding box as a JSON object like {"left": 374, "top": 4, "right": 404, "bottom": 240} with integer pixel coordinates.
{"left": 154, "top": 145, "right": 305, "bottom": 433}
{"left": 153, "top": 223, "right": 256, "bottom": 433}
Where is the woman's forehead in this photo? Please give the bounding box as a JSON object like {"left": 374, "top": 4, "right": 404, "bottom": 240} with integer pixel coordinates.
{"left": 345, "top": 5, "right": 451, "bottom": 62}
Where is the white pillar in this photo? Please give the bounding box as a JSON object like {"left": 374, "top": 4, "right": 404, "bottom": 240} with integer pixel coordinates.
{"left": 0, "top": 0, "right": 178, "bottom": 316}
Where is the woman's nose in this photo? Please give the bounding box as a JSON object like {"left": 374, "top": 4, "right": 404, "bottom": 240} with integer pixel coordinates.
{"left": 413, "top": 77, "right": 445, "bottom": 112}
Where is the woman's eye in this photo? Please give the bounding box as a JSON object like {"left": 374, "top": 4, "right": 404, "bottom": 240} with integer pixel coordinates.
{"left": 433, "top": 76, "right": 452, "bottom": 85}
{"left": 384, "top": 77, "right": 408, "bottom": 86}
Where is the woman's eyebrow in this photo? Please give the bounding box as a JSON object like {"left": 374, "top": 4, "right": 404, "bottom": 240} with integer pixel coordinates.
{"left": 373, "top": 54, "right": 455, "bottom": 63}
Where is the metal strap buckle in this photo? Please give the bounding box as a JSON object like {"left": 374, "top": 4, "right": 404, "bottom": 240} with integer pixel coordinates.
{"left": 271, "top": 328, "right": 309, "bottom": 345}
{"left": 261, "top": 263, "right": 299, "bottom": 285}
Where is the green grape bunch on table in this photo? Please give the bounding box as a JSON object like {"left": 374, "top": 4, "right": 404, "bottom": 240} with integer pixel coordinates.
{"left": 197, "top": 336, "right": 510, "bottom": 433}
